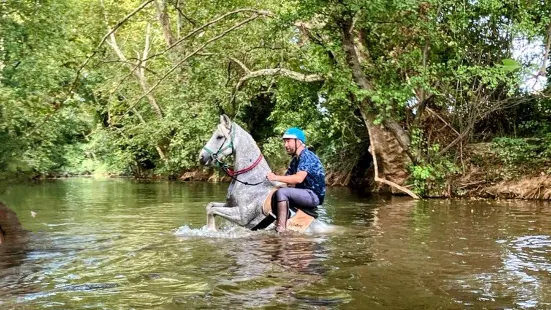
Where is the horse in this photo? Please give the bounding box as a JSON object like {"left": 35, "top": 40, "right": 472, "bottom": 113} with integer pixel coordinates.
{"left": 199, "top": 115, "right": 330, "bottom": 233}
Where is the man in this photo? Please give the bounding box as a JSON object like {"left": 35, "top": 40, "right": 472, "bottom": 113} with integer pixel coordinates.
{"left": 266, "top": 128, "right": 326, "bottom": 232}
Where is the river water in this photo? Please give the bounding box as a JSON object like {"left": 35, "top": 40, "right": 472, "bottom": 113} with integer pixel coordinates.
{"left": 1, "top": 178, "right": 551, "bottom": 309}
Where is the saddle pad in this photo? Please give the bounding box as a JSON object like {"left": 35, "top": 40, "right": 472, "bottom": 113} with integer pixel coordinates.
{"left": 287, "top": 209, "right": 314, "bottom": 232}
{"left": 262, "top": 188, "right": 278, "bottom": 216}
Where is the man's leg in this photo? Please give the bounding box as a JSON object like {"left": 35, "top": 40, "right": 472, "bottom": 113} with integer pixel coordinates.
{"left": 275, "top": 200, "right": 289, "bottom": 232}
{"left": 273, "top": 188, "right": 319, "bottom": 232}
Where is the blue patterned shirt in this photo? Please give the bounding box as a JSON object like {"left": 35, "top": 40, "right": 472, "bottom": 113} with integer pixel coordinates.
{"left": 286, "top": 148, "right": 326, "bottom": 204}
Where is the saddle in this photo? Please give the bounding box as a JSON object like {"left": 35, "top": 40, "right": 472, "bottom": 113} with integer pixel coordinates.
{"left": 262, "top": 189, "right": 315, "bottom": 232}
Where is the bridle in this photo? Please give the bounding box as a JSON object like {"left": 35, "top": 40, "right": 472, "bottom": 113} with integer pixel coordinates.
{"left": 202, "top": 124, "right": 266, "bottom": 186}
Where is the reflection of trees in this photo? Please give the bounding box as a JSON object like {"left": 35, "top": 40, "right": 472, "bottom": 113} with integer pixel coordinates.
{"left": 359, "top": 198, "right": 551, "bottom": 309}
{"left": 202, "top": 234, "right": 330, "bottom": 308}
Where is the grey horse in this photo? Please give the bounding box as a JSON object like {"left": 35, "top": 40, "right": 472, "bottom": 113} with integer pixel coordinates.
{"left": 199, "top": 115, "right": 333, "bottom": 233}
{"left": 199, "top": 115, "right": 276, "bottom": 231}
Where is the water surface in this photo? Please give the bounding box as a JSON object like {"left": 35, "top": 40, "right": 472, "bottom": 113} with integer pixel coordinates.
{"left": 1, "top": 178, "right": 551, "bottom": 309}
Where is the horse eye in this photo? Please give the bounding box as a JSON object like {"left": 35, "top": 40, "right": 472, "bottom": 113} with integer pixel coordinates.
{"left": 216, "top": 135, "right": 223, "bottom": 140}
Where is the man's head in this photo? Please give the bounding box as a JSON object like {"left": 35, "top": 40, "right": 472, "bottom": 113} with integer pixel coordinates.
{"left": 282, "top": 127, "right": 306, "bottom": 155}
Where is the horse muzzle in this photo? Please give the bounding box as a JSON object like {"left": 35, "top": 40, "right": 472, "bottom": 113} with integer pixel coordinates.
{"left": 199, "top": 151, "right": 214, "bottom": 166}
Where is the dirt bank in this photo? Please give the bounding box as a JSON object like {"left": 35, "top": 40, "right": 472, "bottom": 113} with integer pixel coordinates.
{"left": 448, "top": 142, "right": 551, "bottom": 200}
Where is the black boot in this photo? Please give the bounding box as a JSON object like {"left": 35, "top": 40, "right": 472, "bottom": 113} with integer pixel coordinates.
{"left": 275, "top": 200, "right": 289, "bottom": 233}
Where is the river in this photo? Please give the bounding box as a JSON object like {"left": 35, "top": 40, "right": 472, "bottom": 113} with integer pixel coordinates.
{"left": 1, "top": 178, "right": 551, "bottom": 309}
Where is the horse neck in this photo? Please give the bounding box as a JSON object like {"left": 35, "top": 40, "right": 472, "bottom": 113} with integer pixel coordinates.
{"left": 232, "top": 126, "right": 270, "bottom": 173}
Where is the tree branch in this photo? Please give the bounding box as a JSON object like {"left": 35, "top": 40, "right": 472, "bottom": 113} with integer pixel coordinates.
{"left": 228, "top": 57, "right": 323, "bottom": 103}
{"left": 106, "top": 25, "right": 164, "bottom": 119}
{"left": 155, "top": 0, "right": 175, "bottom": 47}
{"left": 436, "top": 126, "right": 472, "bottom": 157}
{"left": 538, "top": 22, "right": 551, "bottom": 76}
{"left": 426, "top": 107, "right": 460, "bottom": 136}
{"left": 114, "top": 14, "right": 263, "bottom": 123}
{"left": 25, "top": 0, "right": 155, "bottom": 137}
{"left": 236, "top": 68, "right": 324, "bottom": 87}
{"left": 143, "top": 8, "right": 274, "bottom": 62}
{"left": 142, "top": 23, "right": 151, "bottom": 73}
{"left": 174, "top": 1, "right": 197, "bottom": 27}
{"left": 337, "top": 15, "right": 414, "bottom": 160}
{"left": 72, "top": 0, "right": 155, "bottom": 93}
{"left": 367, "top": 121, "right": 420, "bottom": 199}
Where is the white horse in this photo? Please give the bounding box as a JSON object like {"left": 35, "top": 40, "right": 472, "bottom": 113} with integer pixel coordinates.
{"left": 199, "top": 115, "right": 331, "bottom": 233}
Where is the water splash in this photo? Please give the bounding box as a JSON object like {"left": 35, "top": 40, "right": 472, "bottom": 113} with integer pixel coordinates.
{"left": 173, "top": 225, "right": 257, "bottom": 239}
{"left": 307, "top": 220, "right": 339, "bottom": 234}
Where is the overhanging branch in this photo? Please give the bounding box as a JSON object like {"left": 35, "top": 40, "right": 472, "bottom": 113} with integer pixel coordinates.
{"left": 142, "top": 8, "right": 274, "bottom": 62}
{"left": 228, "top": 57, "right": 324, "bottom": 103}
{"left": 25, "top": 0, "right": 155, "bottom": 137}
{"left": 112, "top": 14, "right": 263, "bottom": 124}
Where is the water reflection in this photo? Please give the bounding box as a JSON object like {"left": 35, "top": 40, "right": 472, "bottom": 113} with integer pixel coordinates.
{"left": 1, "top": 179, "right": 551, "bottom": 309}
{"left": 173, "top": 227, "right": 334, "bottom": 308}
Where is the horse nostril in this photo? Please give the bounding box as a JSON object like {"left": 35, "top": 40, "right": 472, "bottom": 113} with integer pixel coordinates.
{"left": 199, "top": 153, "right": 209, "bottom": 165}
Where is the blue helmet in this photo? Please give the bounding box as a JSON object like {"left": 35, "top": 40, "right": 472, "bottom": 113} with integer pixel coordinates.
{"left": 282, "top": 127, "right": 306, "bottom": 144}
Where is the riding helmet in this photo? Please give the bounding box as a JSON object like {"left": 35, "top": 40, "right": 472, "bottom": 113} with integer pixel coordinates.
{"left": 282, "top": 127, "right": 306, "bottom": 144}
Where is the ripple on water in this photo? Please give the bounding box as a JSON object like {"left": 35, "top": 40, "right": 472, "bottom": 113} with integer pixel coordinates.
{"left": 2, "top": 179, "right": 551, "bottom": 309}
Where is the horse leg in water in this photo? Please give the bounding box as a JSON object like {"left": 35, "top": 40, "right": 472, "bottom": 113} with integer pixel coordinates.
{"left": 206, "top": 202, "right": 255, "bottom": 230}
{"left": 206, "top": 202, "right": 226, "bottom": 231}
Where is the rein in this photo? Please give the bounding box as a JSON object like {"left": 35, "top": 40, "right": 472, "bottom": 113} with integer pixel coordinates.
{"left": 226, "top": 153, "right": 263, "bottom": 177}
{"left": 202, "top": 124, "right": 266, "bottom": 186}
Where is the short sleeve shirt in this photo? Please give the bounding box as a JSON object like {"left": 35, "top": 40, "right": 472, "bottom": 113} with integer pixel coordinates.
{"left": 286, "top": 148, "right": 326, "bottom": 204}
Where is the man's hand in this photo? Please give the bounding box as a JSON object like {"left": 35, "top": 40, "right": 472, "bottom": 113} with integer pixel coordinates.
{"left": 266, "top": 172, "right": 277, "bottom": 181}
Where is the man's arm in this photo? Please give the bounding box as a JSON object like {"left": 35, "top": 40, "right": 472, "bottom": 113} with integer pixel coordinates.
{"left": 267, "top": 171, "right": 307, "bottom": 185}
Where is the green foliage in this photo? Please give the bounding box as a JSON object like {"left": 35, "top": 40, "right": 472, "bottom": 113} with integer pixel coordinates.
{"left": 1, "top": 0, "right": 550, "bottom": 193}
{"left": 408, "top": 139, "right": 460, "bottom": 196}
{"left": 409, "top": 158, "right": 459, "bottom": 196}
{"left": 492, "top": 136, "right": 551, "bottom": 167}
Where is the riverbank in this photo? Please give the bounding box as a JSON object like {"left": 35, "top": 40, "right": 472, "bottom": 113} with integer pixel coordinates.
{"left": 453, "top": 167, "right": 551, "bottom": 200}
{"left": 3, "top": 142, "right": 550, "bottom": 200}
{"left": 442, "top": 142, "right": 551, "bottom": 200}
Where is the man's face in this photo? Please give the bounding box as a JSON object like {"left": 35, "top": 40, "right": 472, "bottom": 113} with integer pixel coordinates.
{"left": 284, "top": 138, "right": 297, "bottom": 155}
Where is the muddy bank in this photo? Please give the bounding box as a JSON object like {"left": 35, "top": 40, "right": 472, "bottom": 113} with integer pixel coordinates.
{"left": 441, "top": 142, "right": 551, "bottom": 200}
{"left": 455, "top": 174, "right": 551, "bottom": 200}
{"left": 326, "top": 141, "right": 551, "bottom": 200}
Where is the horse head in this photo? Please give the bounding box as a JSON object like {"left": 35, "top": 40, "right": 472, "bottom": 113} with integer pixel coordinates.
{"left": 199, "top": 114, "right": 234, "bottom": 166}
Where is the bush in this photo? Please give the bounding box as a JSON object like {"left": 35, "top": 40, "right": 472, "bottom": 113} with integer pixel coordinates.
{"left": 491, "top": 136, "right": 551, "bottom": 167}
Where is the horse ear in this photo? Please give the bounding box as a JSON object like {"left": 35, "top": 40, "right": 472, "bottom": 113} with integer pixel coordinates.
{"left": 220, "top": 114, "right": 232, "bottom": 129}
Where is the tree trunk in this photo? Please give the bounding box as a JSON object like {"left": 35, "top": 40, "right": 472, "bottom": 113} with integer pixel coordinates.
{"left": 155, "top": 0, "right": 175, "bottom": 47}
{"left": 337, "top": 15, "right": 413, "bottom": 193}
{"left": 106, "top": 29, "right": 167, "bottom": 161}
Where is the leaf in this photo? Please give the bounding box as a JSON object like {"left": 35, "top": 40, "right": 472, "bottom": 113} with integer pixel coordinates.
{"left": 500, "top": 59, "right": 521, "bottom": 72}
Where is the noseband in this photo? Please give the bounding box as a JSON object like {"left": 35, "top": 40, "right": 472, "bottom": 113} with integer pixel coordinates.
{"left": 202, "top": 124, "right": 265, "bottom": 186}
{"left": 202, "top": 124, "right": 235, "bottom": 165}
